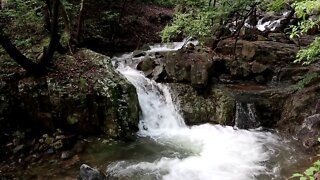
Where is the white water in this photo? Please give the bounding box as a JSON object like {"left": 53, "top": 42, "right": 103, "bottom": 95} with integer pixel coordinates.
{"left": 106, "top": 64, "right": 282, "bottom": 180}
{"left": 148, "top": 37, "right": 198, "bottom": 53}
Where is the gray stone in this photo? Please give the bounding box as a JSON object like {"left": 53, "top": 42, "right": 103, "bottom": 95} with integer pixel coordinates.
{"left": 78, "top": 164, "right": 106, "bottom": 180}
{"left": 169, "top": 83, "right": 235, "bottom": 125}
{"left": 132, "top": 50, "right": 146, "bottom": 58}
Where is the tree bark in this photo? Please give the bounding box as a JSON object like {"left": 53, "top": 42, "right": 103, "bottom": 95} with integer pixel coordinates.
{"left": 0, "top": 30, "right": 38, "bottom": 72}
{"left": 59, "top": 0, "right": 71, "bottom": 36}
{"left": 76, "top": 0, "right": 85, "bottom": 44}
{"left": 40, "top": 0, "right": 60, "bottom": 67}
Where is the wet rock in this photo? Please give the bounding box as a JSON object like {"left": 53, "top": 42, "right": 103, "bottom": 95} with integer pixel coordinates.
{"left": 78, "top": 164, "right": 106, "bottom": 180}
{"left": 164, "top": 47, "right": 214, "bottom": 87}
{"left": 132, "top": 50, "right": 146, "bottom": 58}
{"left": 251, "top": 61, "right": 268, "bottom": 74}
{"left": 293, "top": 35, "right": 317, "bottom": 47}
{"left": 61, "top": 151, "right": 71, "bottom": 160}
{"left": 169, "top": 83, "right": 235, "bottom": 125}
{"left": 226, "top": 84, "right": 294, "bottom": 128}
{"left": 137, "top": 56, "right": 155, "bottom": 77}
{"left": 268, "top": 33, "right": 291, "bottom": 44}
{"left": 278, "top": 84, "right": 320, "bottom": 136}
{"left": 152, "top": 64, "right": 166, "bottom": 81}
{"left": 297, "top": 114, "right": 320, "bottom": 150}
{"left": 216, "top": 39, "right": 298, "bottom": 64}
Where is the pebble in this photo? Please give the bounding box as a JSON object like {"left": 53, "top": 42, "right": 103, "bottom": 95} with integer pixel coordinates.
{"left": 61, "top": 151, "right": 71, "bottom": 160}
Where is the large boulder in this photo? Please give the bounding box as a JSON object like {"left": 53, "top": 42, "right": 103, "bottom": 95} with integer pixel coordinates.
{"left": 169, "top": 83, "right": 235, "bottom": 125}
{"left": 164, "top": 46, "right": 214, "bottom": 87}
{"left": 216, "top": 39, "right": 299, "bottom": 64}
{"left": 229, "top": 85, "right": 295, "bottom": 128}
{"left": 135, "top": 44, "right": 214, "bottom": 88}
{"left": 215, "top": 39, "right": 299, "bottom": 82}
{"left": 276, "top": 81, "right": 320, "bottom": 151}
{"left": 15, "top": 49, "right": 140, "bottom": 139}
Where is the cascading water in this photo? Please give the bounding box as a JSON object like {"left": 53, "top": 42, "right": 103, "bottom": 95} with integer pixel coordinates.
{"left": 101, "top": 41, "right": 309, "bottom": 180}
{"left": 235, "top": 102, "right": 261, "bottom": 129}
{"left": 104, "top": 67, "right": 288, "bottom": 179}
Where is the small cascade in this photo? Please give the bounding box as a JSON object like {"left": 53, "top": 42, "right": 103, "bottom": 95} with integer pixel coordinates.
{"left": 106, "top": 61, "right": 283, "bottom": 179}
{"left": 235, "top": 102, "right": 261, "bottom": 129}
{"left": 118, "top": 67, "right": 186, "bottom": 137}
{"left": 104, "top": 41, "right": 306, "bottom": 180}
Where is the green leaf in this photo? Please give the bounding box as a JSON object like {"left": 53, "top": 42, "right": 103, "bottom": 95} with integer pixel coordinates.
{"left": 291, "top": 173, "right": 304, "bottom": 178}
{"left": 305, "top": 167, "right": 317, "bottom": 176}
{"left": 300, "top": 177, "right": 307, "bottom": 180}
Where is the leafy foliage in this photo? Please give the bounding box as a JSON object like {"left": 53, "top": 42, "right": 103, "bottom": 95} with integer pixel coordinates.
{"left": 146, "top": 0, "right": 178, "bottom": 7}
{"left": 295, "top": 37, "right": 320, "bottom": 65}
{"left": 1, "top": 0, "right": 44, "bottom": 29}
{"left": 290, "top": 160, "right": 320, "bottom": 180}
{"left": 161, "top": 0, "right": 259, "bottom": 42}
{"left": 266, "top": 0, "right": 287, "bottom": 12}
{"left": 288, "top": 0, "right": 320, "bottom": 65}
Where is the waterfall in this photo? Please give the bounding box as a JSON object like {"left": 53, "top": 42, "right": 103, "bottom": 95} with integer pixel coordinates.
{"left": 235, "top": 102, "right": 261, "bottom": 129}
{"left": 119, "top": 67, "right": 186, "bottom": 137}
{"left": 105, "top": 64, "right": 280, "bottom": 180}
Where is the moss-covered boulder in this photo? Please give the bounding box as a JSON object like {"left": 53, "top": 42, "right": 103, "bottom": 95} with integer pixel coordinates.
{"left": 16, "top": 49, "right": 140, "bottom": 139}
{"left": 168, "top": 83, "right": 235, "bottom": 125}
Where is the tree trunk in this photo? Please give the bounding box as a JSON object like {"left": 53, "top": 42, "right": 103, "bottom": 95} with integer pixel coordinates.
{"left": 76, "top": 0, "right": 85, "bottom": 44}
{"left": 40, "top": 0, "right": 60, "bottom": 67}
{"left": 59, "top": 0, "right": 71, "bottom": 36}
{"left": 0, "top": 30, "right": 38, "bottom": 72}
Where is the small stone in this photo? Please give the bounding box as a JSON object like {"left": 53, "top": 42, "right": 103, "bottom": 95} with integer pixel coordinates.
{"left": 61, "top": 151, "right": 71, "bottom": 160}
{"left": 47, "top": 148, "right": 54, "bottom": 154}
{"left": 79, "top": 164, "right": 106, "bottom": 180}
{"left": 132, "top": 50, "right": 146, "bottom": 58}
{"left": 53, "top": 140, "right": 63, "bottom": 150}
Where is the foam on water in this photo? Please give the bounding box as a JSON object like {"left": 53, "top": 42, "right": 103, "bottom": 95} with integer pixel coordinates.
{"left": 108, "top": 66, "right": 280, "bottom": 180}
{"left": 148, "top": 38, "right": 198, "bottom": 52}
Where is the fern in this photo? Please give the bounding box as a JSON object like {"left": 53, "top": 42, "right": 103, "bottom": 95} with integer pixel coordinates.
{"left": 295, "top": 37, "right": 320, "bottom": 65}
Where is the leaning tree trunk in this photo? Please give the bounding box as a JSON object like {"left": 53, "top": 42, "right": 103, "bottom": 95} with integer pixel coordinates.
{"left": 0, "top": 0, "right": 61, "bottom": 74}
{"left": 0, "top": 29, "right": 38, "bottom": 72}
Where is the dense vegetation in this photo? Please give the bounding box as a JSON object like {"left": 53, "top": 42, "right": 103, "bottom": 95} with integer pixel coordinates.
{"left": 162, "top": 0, "right": 320, "bottom": 64}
